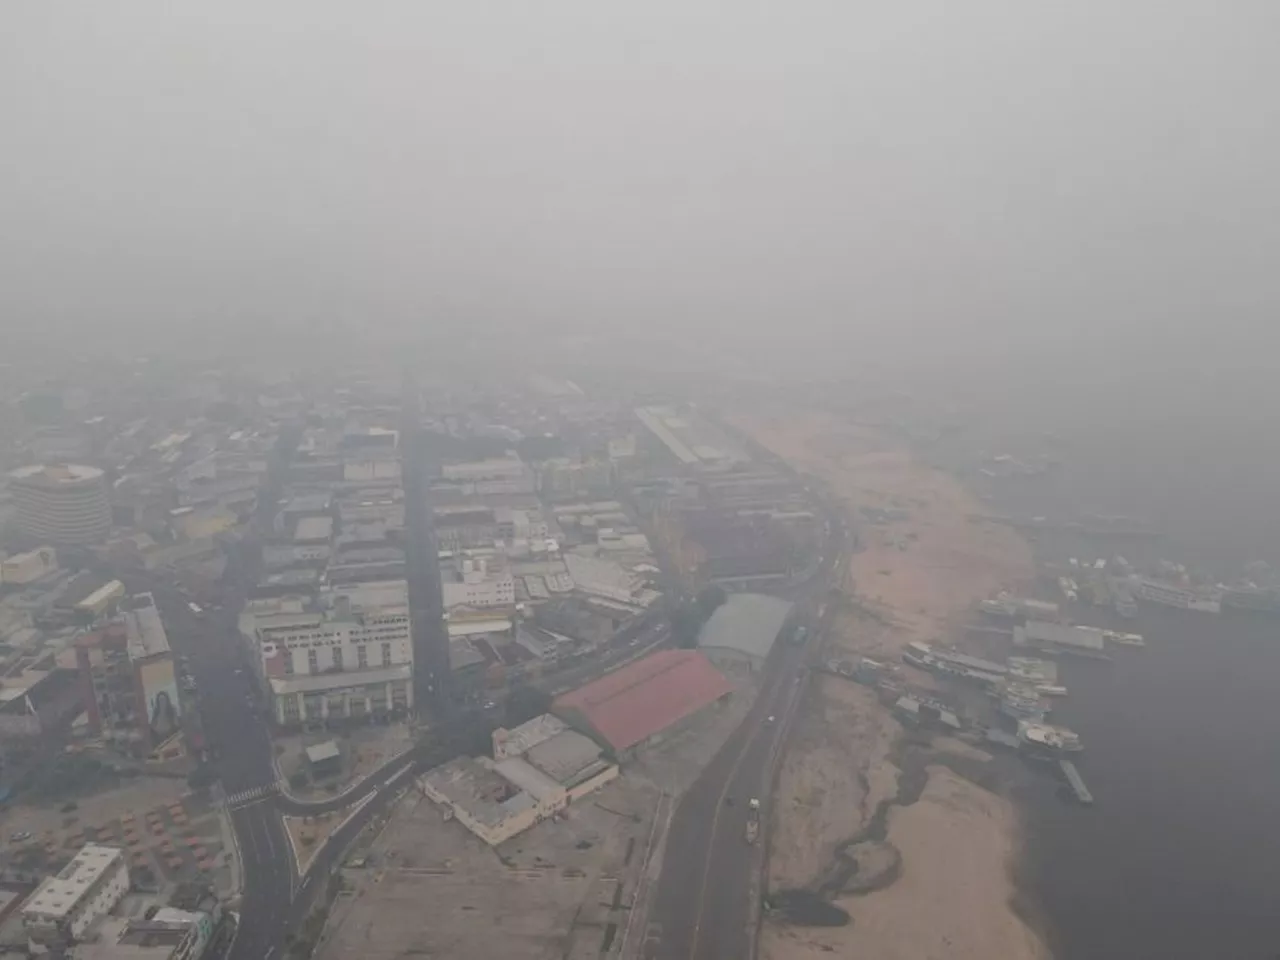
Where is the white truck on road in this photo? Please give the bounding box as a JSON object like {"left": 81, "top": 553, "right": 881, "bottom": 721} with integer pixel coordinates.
{"left": 745, "top": 798, "right": 761, "bottom": 844}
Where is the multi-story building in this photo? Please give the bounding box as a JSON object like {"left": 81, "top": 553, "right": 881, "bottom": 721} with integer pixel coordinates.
{"left": 73, "top": 906, "right": 220, "bottom": 960}
{"left": 433, "top": 505, "right": 498, "bottom": 552}
{"left": 440, "top": 557, "right": 515, "bottom": 610}
{"left": 335, "top": 488, "right": 405, "bottom": 528}
{"left": 77, "top": 594, "right": 181, "bottom": 755}
{"left": 494, "top": 507, "right": 549, "bottom": 543}
{"left": 261, "top": 540, "right": 331, "bottom": 569}
{"left": 537, "top": 458, "right": 615, "bottom": 500}
{"left": 0, "top": 546, "right": 59, "bottom": 585}
{"left": 254, "top": 582, "right": 413, "bottom": 726}
{"left": 8, "top": 464, "right": 112, "bottom": 546}
{"left": 22, "top": 844, "right": 129, "bottom": 946}
{"left": 439, "top": 455, "right": 536, "bottom": 496}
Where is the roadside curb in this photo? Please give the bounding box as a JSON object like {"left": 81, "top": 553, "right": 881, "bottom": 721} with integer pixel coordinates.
{"left": 217, "top": 788, "right": 244, "bottom": 960}
{"left": 276, "top": 744, "right": 416, "bottom": 811}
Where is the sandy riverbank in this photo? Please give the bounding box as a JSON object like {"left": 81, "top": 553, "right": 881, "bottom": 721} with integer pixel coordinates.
{"left": 734, "top": 408, "right": 1049, "bottom": 960}
{"left": 766, "top": 765, "right": 1050, "bottom": 960}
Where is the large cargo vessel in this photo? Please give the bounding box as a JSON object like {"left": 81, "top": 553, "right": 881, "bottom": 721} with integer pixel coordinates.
{"left": 1220, "top": 586, "right": 1280, "bottom": 617}
{"left": 1000, "top": 684, "right": 1048, "bottom": 723}
{"left": 1132, "top": 578, "right": 1221, "bottom": 614}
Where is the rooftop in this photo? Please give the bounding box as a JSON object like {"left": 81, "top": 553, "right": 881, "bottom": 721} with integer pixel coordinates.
{"left": 697, "top": 593, "right": 794, "bottom": 660}
{"left": 421, "top": 756, "right": 536, "bottom": 829}
{"left": 268, "top": 663, "right": 411, "bottom": 695}
{"left": 553, "top": 649, "right": 734, "bottom": 752}
{"left": 23, "top": 845, "right": 124, "bottom": 918}
{"left": 9, "top": 463, "right": 105, "bottom": 487}
{"left": 525, "top": 729, "right": 612, "bottom": 787}
{"left": 123, "top": 597, "right": 170, "bottom": 659}
{"left": 73, "top": 909, "right": 208, "bottom": 960}
{"left": 294, "top": 516, "right": 334, "bottom": 543}
{"left": 305, "top": 740, "right": 341, "bottom": 764}
{"left": 493, "top": 714, "right": 569, "bottom": 759}
{"left": 492, "top": 757, "right": 563, "bottom": 803}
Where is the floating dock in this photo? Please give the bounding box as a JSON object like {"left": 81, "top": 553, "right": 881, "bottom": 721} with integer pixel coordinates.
{"left": 1058, "top": 759, "right": 1094, "bottom": 805}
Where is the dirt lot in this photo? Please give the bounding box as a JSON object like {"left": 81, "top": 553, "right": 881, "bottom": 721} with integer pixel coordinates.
{"left": 316, "top": 777, "right": 663, "bottom": 960}
{"left": 316, "top": 652, "right": 760, "bottom": 960}
{"left": 735, "top": 408, "right": 1047, "bottom": 960}
{"left": 0, "top": 778, "right": 230, "bottom": 894}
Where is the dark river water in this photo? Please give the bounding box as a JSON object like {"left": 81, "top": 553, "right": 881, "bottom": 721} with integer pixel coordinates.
{"left": 955, "top": 400, "right": 1280, "bottom": 959}
{"left": 1015, "top": 606, "right": 1280, "bottom": 960}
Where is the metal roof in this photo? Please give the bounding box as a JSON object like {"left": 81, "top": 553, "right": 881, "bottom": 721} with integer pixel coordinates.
{"left": 553, "top": 649, "right": 733, "bottom": 752}
{"left": 697, "top": 593, "right": 793, "bottom": 659}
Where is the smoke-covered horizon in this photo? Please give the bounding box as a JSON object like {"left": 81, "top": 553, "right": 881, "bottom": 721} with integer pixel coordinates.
{"left": 4, "top": 1, "right": 1279, "bottom": 380}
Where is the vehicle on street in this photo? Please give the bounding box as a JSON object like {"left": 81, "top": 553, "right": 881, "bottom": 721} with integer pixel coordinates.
{"left": 10, "top": 831, "right": 31, "bottom": 842}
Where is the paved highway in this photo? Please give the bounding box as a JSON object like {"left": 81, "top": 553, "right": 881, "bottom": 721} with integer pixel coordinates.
{"left": 144, "top": 586, "right": 296, "bottom": 960}
{"left": 401, "top": 388, "right": 454, "bottom": 720}
{"left": 646, "top": 511, "right": 848, "bottom": 960}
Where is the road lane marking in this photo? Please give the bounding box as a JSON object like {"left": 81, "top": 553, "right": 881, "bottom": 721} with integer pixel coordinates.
{"left": 687, "top": 683, "right": 789, "bottom": 958}
{"left": 237, "top": 810, "right": 262, "bottom": 865}
{"left": 264, "top": 812, "right": 278, "bottom": 862}
{"left": 225, "top": 783, "right": 279, "bottom": 806}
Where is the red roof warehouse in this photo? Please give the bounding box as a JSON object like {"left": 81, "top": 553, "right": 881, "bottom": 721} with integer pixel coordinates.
{"left": 552, "top": 649, "right": 734, "bottom": 753}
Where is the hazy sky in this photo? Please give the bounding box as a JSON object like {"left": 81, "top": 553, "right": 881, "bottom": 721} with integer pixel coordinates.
{"left": 3, "top": 2, "right": 1278, "bottom": 368}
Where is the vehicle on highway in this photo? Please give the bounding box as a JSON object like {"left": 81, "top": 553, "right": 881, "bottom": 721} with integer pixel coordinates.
{"left": 766, "top": 715, "right": 775, "bottom": 723}
{"left": 188, "top": 601, "right": 204, "bottom": 617}
{"left": 745, "top": 798, "right": 761, "bottom": 844}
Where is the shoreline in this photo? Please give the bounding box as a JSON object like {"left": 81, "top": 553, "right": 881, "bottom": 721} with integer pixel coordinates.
{"left": 734, "top": 408, "right": 1052, "bottom": 960}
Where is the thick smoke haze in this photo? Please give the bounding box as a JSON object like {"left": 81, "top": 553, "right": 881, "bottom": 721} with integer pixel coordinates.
{"left": 3, "top": 1, "right": 1278, "bottom": 376}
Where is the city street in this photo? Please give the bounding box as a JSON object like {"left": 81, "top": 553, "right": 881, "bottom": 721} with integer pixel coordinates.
{"left": 145, "top": 586, "right": 295, "bottom": 960}
{"left": 646, "top": 506, "right": 848, "bottom": 959}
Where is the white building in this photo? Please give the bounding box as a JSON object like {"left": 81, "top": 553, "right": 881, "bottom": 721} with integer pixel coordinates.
{"left": 440, "top": 557, "right": 515, "bottom": 610}
{"left": 439, "top": 455, "right": 535, "bottom": 495}
{"left": 421, "top": 716, "right": 617, "bottom": 846}
{"left": 441, "top": 455, "right": 528, "bottom": 483}
{"left": 22, "top": 844, "right": 129, "bottom": 945}
{"left": 494, "top": 507, "right": 549, "bottom": 543}
{"left": 75, "top": 579, "right": 125, "bottom": 617}
{"left": 563, "top": 553, "right": 641, "bottom": 604}
{"left": 0, "top": 546, "right": 58, "bottom": 585}
{"left": 262, "top": 541, "right": 331, "bottom": 567}
{"left": 255, "top": 582, "right": 413, "bottom": 725}
{"left": 8, "top": 464, "right": 112, "bottom": 546}
{"left": 73, "top": 906, "right": 218, "bottom": 960}
{"left": 335, "top": 492, "right": 404, "bottom": 527}
{"left": 343, "top": 459, "right": 401, "bottom": 483}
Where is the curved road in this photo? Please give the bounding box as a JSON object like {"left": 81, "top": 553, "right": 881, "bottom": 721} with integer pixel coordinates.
{"left": 646, "top": 505, "right": 849, "bottom": 960}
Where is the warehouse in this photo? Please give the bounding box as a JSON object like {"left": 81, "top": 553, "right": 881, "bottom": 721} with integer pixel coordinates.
{"left": 552, "top": 649, "right": 733, "bottom": 756}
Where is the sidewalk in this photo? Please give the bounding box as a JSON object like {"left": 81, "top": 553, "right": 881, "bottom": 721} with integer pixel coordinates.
{"left": 215, "top": 793, "right": 242, "bottom": 901}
